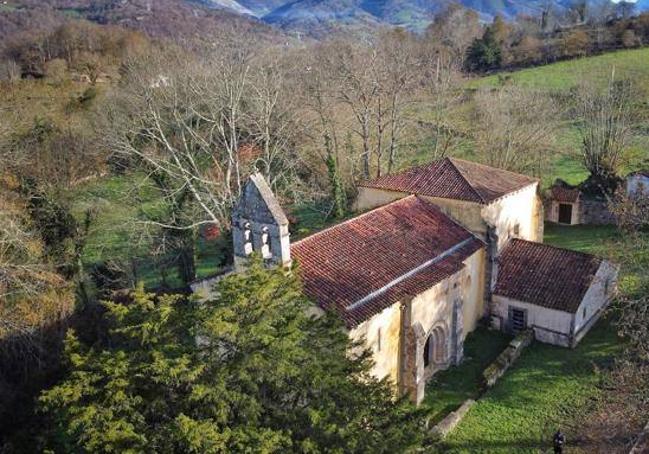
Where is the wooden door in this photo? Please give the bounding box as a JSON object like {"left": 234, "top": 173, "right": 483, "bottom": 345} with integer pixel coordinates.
{"left": 558, "top": 203, "right": 573, "bottom": 224}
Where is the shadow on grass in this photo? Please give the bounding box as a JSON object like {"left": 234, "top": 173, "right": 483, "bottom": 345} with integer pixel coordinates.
{"left": 423, "top": 326, "right": 511, "bottom": 424}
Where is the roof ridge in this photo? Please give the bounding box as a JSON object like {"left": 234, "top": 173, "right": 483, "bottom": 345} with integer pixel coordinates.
{"left": 357, "top": 162, "right": 433, "bottom": 187}
{"left": 291, "top": 195, "right": 418, "bottom": 248}
{"left": 448, "top": 157, "right": 540, "bottom": 182}
{"left": 445, "top": 157, "right": 487, "bottom": 204}
{"left": 508, "top": 238, "right": 603, "bottom": 263}
{"left": 345, "top": 237, "right": 475, "bottom": 312}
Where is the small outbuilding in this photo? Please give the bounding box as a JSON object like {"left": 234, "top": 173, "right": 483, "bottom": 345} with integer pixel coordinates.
{"left": 545, "top": 184, "right": 581, "bottom": 225}
{"left": 627, "top": 171, "right": 649, "bottom": 198}
{"left": 545, "top": 179, "right": 617, "bottom": 226}
{"left": 491, "top": 239, "right": 618, "bottom": 348}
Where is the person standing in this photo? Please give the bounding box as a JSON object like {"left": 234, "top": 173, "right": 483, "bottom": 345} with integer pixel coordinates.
{"left": 553, "top": 429, "right": 566, "bottom": 454}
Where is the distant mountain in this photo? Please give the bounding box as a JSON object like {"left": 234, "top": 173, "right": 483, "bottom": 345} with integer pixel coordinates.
{"left": 263, "top": 0, "right": 385, "bottom": 37}
{"left": 193, "top": 0, "right": 255, "bottom": 16}
{"left": 237, "top": 0, "right": 290, "bottom": 16}
{"left": 1, "top": 0, "right": 285, "bottom": 44}
{"left": 256, "top": 0, "right": 647, "bottom": 36}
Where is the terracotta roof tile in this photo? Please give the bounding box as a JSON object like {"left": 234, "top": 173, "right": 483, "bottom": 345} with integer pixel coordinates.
{"left": 358, "top": 158, "right": 537, "bottom": 204}
{"left": 291, "top": 196, "right": 484, "bottom": 327}
{"left": 550, "top": 186, "right": 581, "bottom": 203}
{"left": 494, "top": 239, "right": 603, "bottom": 313}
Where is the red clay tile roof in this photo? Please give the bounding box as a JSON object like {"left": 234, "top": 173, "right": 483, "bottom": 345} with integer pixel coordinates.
{"left": 358, "top": 158, "right": 538, "bottom": 204}
{"left": 494, "top": 239, "right": 603, "bottom": 313}
{"left": 550, "top": 185, "right": 581, "bottom": 203}
{"left": 291, "top": 196, "right": 484, "bottom": 327}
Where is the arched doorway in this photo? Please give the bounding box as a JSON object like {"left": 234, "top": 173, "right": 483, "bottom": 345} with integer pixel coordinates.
{"left": 423, "top": 324, "right": 448, "bottom": 369}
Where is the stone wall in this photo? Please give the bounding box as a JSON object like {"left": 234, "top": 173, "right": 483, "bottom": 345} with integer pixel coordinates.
{"left": 482, "top": 330, "right": 533, "bottom": 389}
{"left": 579, "top": 197, "right": 616, "bottom": 225}
{"left": 429, "top": 399, "right": 476, "bottom": 439}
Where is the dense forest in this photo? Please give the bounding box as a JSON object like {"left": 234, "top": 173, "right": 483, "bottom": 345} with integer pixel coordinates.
{"left": 1, "top": 1, "right": 649, "bottom": 451}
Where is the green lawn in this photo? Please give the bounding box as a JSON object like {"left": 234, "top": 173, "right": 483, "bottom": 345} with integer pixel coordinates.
{"left": 428, "top": 224, "right": 625, "bottom": 453}
{"left": 423, "top": 327, "right": 512, "bottom": 425}
{"left": 544, "top": 223, "right": 618, "bottom": 255}
{"left": 71, "top": 173, "right": 225, "bottom": 289}
{"left": 475, "top": 48, "right": 649, "bottom": 91}
{"left": 440, "top": 319, "right": 621, "bottom": 453}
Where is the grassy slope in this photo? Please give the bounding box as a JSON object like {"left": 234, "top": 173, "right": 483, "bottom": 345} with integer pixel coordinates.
{"left": 475, "top": 48, "right": 649, "bottom": 187}
{"left": 441, "top": 319, "right": 621, "bottom": 453}
{"left": 476, "top": 48, "right": 649, "bottom": 90}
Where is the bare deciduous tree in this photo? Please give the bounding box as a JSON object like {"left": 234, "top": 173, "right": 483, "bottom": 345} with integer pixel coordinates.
{"left": 471, "top": 85, "right": 559, "bottom": 175}
{"left": 105, "top": 47, "right": 300, "bottom": 233}
{"left": 575, "top": 77, "right": 633, "bottom": 185}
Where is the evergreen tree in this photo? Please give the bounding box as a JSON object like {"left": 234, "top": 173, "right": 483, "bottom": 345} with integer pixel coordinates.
{"left": 465, "top": 26, "right": 503, "bottom": 72}
{"left": 40, "top": 259, "right": 423, "bottom": 452}
{"left": 326, "top": 151, "right": 347, "bottom": 219}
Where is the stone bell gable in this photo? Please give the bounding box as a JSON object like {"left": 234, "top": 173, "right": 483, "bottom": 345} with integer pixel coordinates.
{"left": 232, "top": 173, "right": 291, "bottom": 270}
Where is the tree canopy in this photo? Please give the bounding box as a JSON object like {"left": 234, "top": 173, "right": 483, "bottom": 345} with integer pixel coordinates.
{"left": 40, "top": 259, "right": 423, "bottom": 453}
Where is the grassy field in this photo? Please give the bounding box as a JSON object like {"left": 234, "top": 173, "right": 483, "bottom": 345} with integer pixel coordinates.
{"left": 476, "top": 48, "right": 649, "bottom": 91}
{"left": 71, "top": 173, "right": 224, "bottom": 288}
{"left": 440, "top": 319, "right": 621, "bottom": 453}
{"left": 544, "top": 223, "right": 618, "bottom": 254}
{"left": 473, "top": 47, "right": 649, "bottom": 189}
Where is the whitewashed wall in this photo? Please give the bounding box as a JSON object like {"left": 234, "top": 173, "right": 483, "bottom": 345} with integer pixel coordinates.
{"left": 349, "top": 248, "right": 486, "bottom": 385}
{"left": 573, "top": 261, "right": 618, "bottom": 334}
{"left": 491, "top": 295, "right": 574, "bottom": 347}
{"left": 349, "top": 302, "right": 402, "bottom": 384}
{"left": 481, "top": 183, "right": 543, "bottom": 251}
{"left": 627, "top": 175, "right": 649, "bottom": 198}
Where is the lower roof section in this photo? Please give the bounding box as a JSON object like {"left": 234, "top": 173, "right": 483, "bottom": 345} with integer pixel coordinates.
{"left": 494, "top": 239, "right": 604, "bottom": 314}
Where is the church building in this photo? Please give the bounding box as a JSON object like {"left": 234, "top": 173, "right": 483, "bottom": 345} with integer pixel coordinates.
{"left": 192, "top": 158, "right": 618, "bottom": 405}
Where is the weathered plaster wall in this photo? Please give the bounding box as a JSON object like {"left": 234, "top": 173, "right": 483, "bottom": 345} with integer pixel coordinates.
{"left": 355, "top": 187, "right": 409, "bottom": 212}
{"left": 420, "top": 196, "right": 486, "bottom": 236}
{"left": 460, "top": 249, "right": 487, "bottom": 335}
{"left": 410, "top": 278, "right": 458, "bottom": 340}
{"left": 481, "top": 183, "right": 543, "bottom": 251}
{"left": 573, "top": 261, "right": 618, "bottom": 333}
{"left": 491, "top": 295, "right": 574, "bottom": 347}
{"left": 349, "top": 302, "right": 402, "bottom": 385}
{"left": 348, "top": 248, "right": 485, "bottom": 389}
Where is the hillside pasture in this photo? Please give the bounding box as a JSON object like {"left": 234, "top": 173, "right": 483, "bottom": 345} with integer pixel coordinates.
{"left": 475, "top": 48, "right": 649, "bottom": 91}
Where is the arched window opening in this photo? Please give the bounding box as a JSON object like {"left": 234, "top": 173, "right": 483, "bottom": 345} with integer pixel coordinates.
{"left": 432, "top": 326, "right": 447, "bottom": 364}
{"left": 261, "top": 226, "right": 272, "bottom": 259}
{"left": 423, "top": 335, "right": 431, "bottom": 367}
{"left": 243, "top": 222, "right": 253, "bottom": 255}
